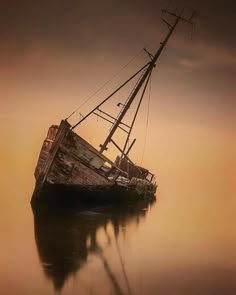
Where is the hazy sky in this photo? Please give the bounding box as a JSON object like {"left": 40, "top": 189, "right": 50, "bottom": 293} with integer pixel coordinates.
{"left": 1, "top": 0, "right": 235, "bottom": 114}
{"left": 0, "top": 4, "right": 235, "bottom": 294}
{"left": 0, "top": 0, "right": 235, "bottom": 185}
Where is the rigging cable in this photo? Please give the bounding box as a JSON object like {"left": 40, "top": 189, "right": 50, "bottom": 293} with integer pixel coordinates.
{"left": 65, "top": 49, "right": 144, "bottom": 120}
{"left": 66, "top": 3, "right": 174, "bottom": 122}
{"left": 110, "top": 65, "right": 147, "bottom": 132}
{"left": 72, "top": 62, "right": 150, "bottom": 130}
{"left": 140, "top": 71, "right": 152, "bottom": 166}
{"left": 115, "top": 237, "right": 133, "bottom": 295}
{"left": 120, "top": 69, "right": 153, "bottom": 161}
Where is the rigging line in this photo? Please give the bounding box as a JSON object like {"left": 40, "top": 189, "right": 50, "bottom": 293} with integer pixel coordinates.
{"left": 98, "top": 251, "right": 125, "bottom": 295}
{"left": 72, "top": 62, "right": 150, "bottom": 130}
{"left": 65, "top": 49, "right": 144, "bottom": 120}
{"left": 115, "top": 237, "right": 133, "bottom": 295}
{"left": 110, "top": 65, "right": 147, "bottom": 132}
{"left": 142, "top": 8, "right": 170, "bottom": 55}
{"left": 120, "top": 68, "right": 153, "bottom": 162}
{"left": 140, "top": 71, "right": 152, "bottom": 166}
{"left": 142, "top": 28, "right": 168, "bottom": 63}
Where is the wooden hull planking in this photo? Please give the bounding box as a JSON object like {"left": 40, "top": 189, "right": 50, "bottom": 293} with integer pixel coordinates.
{"left": 32, "top": 120, "right": 156, "bottom": 204}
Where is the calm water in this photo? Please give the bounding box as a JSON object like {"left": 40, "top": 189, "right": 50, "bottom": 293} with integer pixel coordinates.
{"left": 0, "top": 161, "right": 235, "bottom": 295}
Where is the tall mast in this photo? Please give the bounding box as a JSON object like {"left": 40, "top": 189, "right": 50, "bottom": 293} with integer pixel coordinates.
{"left": 99, "top": 10, "right": 194, "bottom": 153}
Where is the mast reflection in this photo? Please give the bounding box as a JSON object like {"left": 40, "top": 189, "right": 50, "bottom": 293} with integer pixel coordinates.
{"left": 33, "top": 199, "right": 155, "bottom": 292}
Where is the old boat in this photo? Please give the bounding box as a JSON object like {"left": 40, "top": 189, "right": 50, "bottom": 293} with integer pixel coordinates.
{"left": 31, "top": 9, "right": 195, "bottom": 205}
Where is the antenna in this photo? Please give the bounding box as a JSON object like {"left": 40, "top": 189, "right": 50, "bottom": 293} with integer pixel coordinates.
{"left": 161, "top": 7, "right": 197, "bottom": 41}
{"left": 189, "top": 10, "right": 197, "bottom": 21}
{"left": 162, "top": 8, "right": 196, "bottom": 25}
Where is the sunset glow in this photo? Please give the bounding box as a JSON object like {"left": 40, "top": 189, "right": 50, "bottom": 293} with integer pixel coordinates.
{"left": 0, "top": 1, "right": 235, "bottom": 294}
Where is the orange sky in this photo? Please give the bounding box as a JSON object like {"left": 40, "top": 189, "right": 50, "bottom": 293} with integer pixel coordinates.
{"left": 1, "top": 0, "right": 235, "bottom": 194}
{"left": 0, "top": 0, "right": 235, "bottom": 222}
{"left": 0, "top": 3, "right": 235, "bottom": 294}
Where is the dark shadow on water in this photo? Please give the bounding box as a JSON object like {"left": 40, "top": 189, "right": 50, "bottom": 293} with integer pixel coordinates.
{"left": 33, "top": 193, "right": 155, "bottom": 292}
{"left": 31, "top": 183, "right": 156, "bottom": 214}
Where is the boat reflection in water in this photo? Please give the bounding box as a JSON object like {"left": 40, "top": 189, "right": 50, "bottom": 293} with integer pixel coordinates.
{"left": 33, "top": 195, "right": 155, "bottom": 293}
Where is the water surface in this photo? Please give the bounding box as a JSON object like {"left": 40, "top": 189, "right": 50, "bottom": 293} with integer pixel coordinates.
{"left": 0, "top": 124, "right": 235, "bottom": 295}
{"left": 0, "top": 172, "right": 235, "bottom": 295}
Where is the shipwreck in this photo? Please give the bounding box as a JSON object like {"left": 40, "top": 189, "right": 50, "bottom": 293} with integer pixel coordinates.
{"left": 31, "top": 9, "right": 196, "bottom": 206}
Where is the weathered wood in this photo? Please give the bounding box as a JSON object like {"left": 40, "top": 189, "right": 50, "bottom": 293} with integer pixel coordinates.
{"left": 63, "top": 131, "right": 107, "bottom": 170}
{"left": 47, "top": 146, "right": 111, "bottom": 186}
{"left": 36, "top": 120, "right": 71, "bottom": 189}
{"left": 34, "top": 121, "right": 113, "bottom": 187}
{"left": 34, "top": 125, "right": 58, "bottom": 178}
{"left": 33, "top": 120, "right": 157, "bottom": 204}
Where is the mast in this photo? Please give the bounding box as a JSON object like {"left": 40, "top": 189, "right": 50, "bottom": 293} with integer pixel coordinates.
{"left": 99, "top": 10, "right": 194, "bottom": 153}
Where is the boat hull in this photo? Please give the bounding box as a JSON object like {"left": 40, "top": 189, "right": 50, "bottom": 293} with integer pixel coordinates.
{"left": 31, "top": 182, "right": 156, "bottom": 211}
{"left": 32, "top": 120, "right": 157, "bottom": 207}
